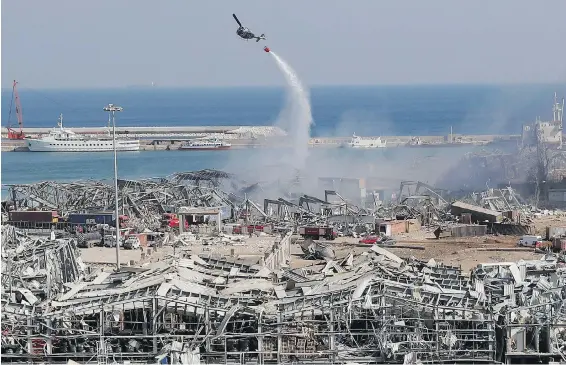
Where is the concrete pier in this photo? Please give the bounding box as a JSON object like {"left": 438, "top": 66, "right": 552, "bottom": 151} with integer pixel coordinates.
{"left": 2, "top": 127, "right": 520, "bottom": 152}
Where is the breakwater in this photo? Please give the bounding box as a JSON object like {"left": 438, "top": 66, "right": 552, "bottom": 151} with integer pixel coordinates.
{"left": 1, "top": 133, "right": 520, "bottom": 152}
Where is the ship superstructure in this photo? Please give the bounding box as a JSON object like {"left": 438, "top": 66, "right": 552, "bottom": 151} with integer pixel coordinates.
{"left": 26, "top": 114, "right": 140, "bottom": 152}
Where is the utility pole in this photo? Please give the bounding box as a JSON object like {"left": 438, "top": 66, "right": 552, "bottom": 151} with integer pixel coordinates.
{"left": 103, "top": 103, "right": 124, "bottom": 272}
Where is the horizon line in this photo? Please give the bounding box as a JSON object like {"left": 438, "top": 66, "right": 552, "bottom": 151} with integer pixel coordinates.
{"left": 2, "top": 81, "right": 566, "bottom": 93}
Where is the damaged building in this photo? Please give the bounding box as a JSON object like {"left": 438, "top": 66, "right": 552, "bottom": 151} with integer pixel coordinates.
{"left": 1, "top": 225, "right": 565, "bottom": 364}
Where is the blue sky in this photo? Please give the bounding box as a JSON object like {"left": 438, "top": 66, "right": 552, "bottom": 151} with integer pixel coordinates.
{"left": 2, "top": 0, "right": 566, "bottom": 88}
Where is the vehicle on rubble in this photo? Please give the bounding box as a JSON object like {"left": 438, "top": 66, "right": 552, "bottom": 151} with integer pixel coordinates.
{"left": 76, "top": 232, "right": 102, "bottom": 248}
{"left": 161, "top": 213, "right": 189, "bottom": 230}
{"left": 123, "top": 235, "right": 142, "bottom": 250}
{"left": 359, "top": 235, "right": 379, "bottom": 244}
{"left": 103, "top": 235, "right": 120, "bottom": 248}
{"left": 298, "top": 226, "right": 337, "bottom": 240}
{"left": 518, "top": 235, "right": 543, "bottom": 247}
{"left": 359, "top": 235, "right": 396, "bottom": 245}
{"left": 232, "top": 224, "right": 266, "bottom": 235}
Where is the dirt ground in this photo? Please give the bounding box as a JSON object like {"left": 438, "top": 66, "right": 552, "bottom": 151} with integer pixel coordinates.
{"left": 291, "top": 214, "right": 566, "bottom": 273}
{"left": 80, "top": 246, "right": 142, "bottom": 265}
{"left": 80, "top": 215, "right": 564, "bottom": 274}
{"left": 79, "top": 235, "right": 279, "bottom": 267}
{"left": 320, "top": 237, "right": 542, "bottom": 273}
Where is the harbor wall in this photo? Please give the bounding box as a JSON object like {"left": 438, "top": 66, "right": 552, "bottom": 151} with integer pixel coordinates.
{"left": 1, "top": 132, "right": 521, "bottom": 152}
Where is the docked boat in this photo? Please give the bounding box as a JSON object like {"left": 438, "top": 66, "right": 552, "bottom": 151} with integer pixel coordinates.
{"left": 347, "top": 133, "right": 387, "bottom": 148}
{"left": 26, "top": 114, "right": 140, "bottom": 152}
{"left": 179, "top": 139, "right": 232, "bottom": 151}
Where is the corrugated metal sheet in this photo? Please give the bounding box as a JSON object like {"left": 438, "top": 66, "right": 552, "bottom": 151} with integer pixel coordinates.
{"left": 451, "top": 201, "right": 502, "bottom": 222}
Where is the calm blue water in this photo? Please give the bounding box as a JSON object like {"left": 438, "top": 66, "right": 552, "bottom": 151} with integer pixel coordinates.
{"left": 1, "top": 84, "right": 565, "bottom": 196}
{"left": 2, "top": 84, "right": 564, "bottom": 136}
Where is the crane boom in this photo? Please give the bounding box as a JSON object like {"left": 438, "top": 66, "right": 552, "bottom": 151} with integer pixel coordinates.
{"left": 6, "top": 80, "right": 25, "bottom": 140}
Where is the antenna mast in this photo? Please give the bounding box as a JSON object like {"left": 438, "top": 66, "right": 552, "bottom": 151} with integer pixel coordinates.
{"left": 553, "top": 92, "right": 564, "bottom": 123}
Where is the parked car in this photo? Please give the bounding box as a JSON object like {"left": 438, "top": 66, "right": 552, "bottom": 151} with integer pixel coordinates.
{"left": 360, "top": 236, "right": 380, "bottom": 244}
{"left": 103, "top": 235, "right": 119, "bottom": 248}
{"left": 360, "top": 235, "right": 396, "bottom": 246}
{"left": 123, "top": 235, "right": 141, "bottom": 250}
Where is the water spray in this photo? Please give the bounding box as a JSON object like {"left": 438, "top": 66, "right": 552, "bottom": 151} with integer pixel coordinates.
{"left": 223, "top": 46, "right": 314, "bottom": 198}
{"left": 264, "top": 46, "right": 313, "bottom": 171}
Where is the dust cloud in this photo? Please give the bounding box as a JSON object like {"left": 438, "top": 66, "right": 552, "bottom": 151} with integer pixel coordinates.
{"left": 223, "top": 51, "right": 314, "bottom": 196}
{"left": 222, "top": 60, "right": 560, "bottom": 202}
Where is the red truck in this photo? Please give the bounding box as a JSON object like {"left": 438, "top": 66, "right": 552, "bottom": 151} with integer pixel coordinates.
{"left": 299, "top": 226, "right": 337, "bottom": 240}
{"left": 233, "top": 225, "right": 266, "bottom": 234}
{"left": 161, "top": 213, "right": 189, "bottom": 230}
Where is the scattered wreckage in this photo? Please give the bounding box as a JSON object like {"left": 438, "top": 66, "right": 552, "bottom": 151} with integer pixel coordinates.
{"left": 2, "top": 170, "right": 566, "bottom": 364}
{"left": 1, "top": 225, "right": 565, "bottom": 364}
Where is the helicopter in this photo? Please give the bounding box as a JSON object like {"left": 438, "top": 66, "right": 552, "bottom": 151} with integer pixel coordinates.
{"left": 232, "top": 14, "right": 266, "bottom": 42}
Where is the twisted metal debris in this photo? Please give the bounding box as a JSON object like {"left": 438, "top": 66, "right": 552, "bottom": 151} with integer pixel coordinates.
{"left": 4, "top": 170, "right": 236, "bottom": 230}
{"left": 1, "top": 226, "right": 564, "bottom": 364}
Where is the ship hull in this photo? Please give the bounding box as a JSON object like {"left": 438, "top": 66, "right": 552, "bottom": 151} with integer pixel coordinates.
{"left": 350, "top": 145, "right": 387, "bottom": 150}
{"left": 179, "top": 146, "right": 231, "bottom": 151}
{"left": 26, "top": 139, "right": 140, "bottom": 152}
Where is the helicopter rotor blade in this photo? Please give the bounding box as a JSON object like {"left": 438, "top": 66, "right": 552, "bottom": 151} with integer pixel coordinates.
{"left": 232, "top": 14, "right": 242, "bottom": 27}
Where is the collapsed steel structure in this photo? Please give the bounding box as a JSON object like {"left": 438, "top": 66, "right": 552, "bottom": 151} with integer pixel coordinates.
{"left": 3, "top": 170, "right": 237, "bottom": 230}
{"left": 2, "top": 226, "right": 565, "bottom": 364}
{"left": 3, "top": 171, "right": 539, "bottom": 244}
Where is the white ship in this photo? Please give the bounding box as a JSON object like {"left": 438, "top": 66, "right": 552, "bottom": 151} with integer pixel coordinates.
{"left": 179, "top": 138, "right": 232, "bottom": 151}
{"left": 26, "top": 114, "right": 140, "bottom": 152}
{"left": 347, "top": 133, "right": 387, "bottom": 148}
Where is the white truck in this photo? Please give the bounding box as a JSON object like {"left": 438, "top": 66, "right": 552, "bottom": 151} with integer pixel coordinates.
{"left": 124, "top": 235, "right": 141, "bottom": 250}
{"left": 518, "top": 235, "right": 543, "bottom": 247}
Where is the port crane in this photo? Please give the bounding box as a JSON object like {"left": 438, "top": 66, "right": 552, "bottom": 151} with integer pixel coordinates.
{"left": 6, "top": 80, "right": 25, "bottom": 140}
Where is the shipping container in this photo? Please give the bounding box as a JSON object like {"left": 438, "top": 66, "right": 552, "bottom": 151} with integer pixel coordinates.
{"left": 68, "top": 212, "right": 116, "bottom": 225}
{"left": 8, "top": 210, "right": 57, "bottom": 223}
{"left": 552, "top": 238, "right": 566, "bottom": 252}
{"left": 232, "top": 225, "right": 268, "bottom": 234}
{"left": 298, "top": 226, "right": 336, "bottom": 240}
{"left": 545, "top": 226, "right": 566, "bottom": 240}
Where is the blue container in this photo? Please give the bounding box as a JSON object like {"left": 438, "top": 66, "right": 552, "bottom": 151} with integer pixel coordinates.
{"left": 68, "top": 212, "right": 116, "bottom": 225}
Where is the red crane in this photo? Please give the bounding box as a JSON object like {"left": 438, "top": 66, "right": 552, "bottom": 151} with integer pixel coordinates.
{"left": 6, "top": 80, "right": 25, "bottom": 140}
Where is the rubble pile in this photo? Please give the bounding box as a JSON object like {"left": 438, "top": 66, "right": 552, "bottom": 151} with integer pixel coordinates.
{"left": 1, "top": 170, "right": 540, "bottom": 236}
{"left": 1, "top": 225, "right": 86, "bottom": 304}
{"left": 1, "top": 227, "right": 564, "bottom": 364}
{"left": 4, "top": 170, "right": 236, "bottom": 231}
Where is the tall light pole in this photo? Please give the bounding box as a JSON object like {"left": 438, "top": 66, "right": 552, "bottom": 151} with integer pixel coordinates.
{"left": 103, "top": 103, "right": 123, "bottom": 272}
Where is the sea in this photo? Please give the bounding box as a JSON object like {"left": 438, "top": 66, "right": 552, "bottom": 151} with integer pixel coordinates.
{"left": 1, "top": 83, "right": 565, "bottom": 198}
